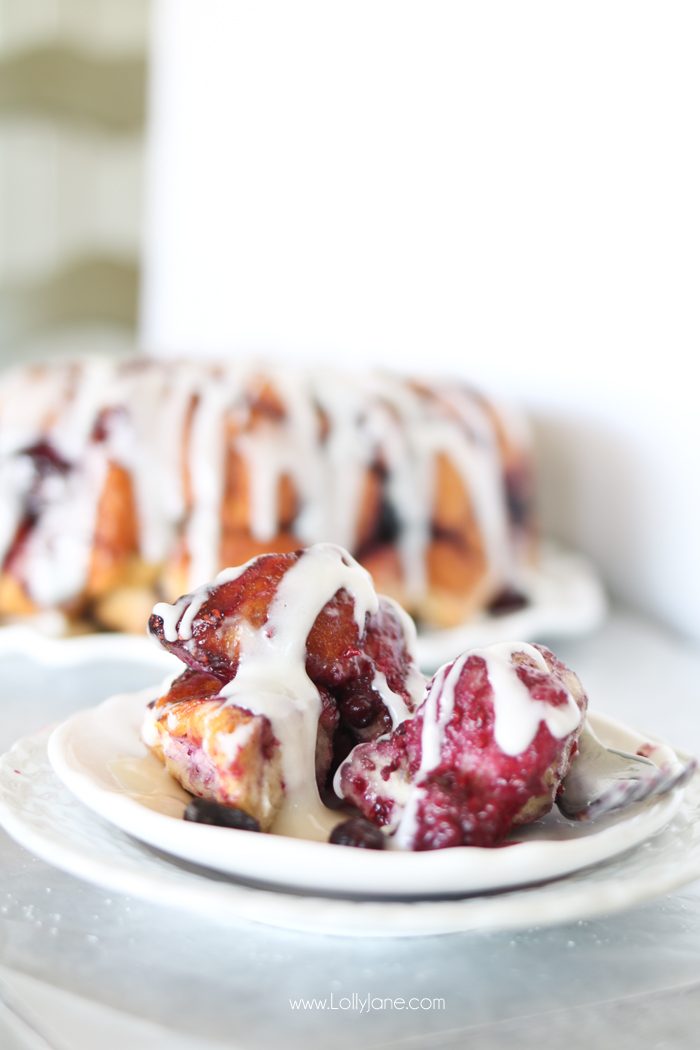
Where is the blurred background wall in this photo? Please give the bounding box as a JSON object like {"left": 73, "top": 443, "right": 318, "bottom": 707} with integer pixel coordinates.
{"left": 0, "top": 1, "right": 698, "bottom": 640}
{"left": 0, "top": 0, "right": 148, "bottom": 365}
{"left": 142, "top": 1, "right": 699, "bottom": 641}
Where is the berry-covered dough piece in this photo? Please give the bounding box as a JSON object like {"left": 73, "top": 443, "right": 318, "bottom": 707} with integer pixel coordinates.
{"left": 335, "top": 642, "right": 587, "bottom": 849}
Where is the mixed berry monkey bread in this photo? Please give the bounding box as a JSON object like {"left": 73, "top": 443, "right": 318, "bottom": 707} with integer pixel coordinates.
{"left": 143, "top": 544, "right": 587, "bottom": 850}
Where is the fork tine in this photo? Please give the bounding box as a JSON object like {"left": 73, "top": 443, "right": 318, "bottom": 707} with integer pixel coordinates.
{"left": 574, "top": 757, "right": 697, "bottom": 822}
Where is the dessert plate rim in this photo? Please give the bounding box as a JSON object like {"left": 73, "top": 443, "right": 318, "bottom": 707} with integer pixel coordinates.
{"left": 44, "top": 688, "right": 683, "bottom": 900}
{"left": 1, "top": 723, "right": 698, "bottom": 938}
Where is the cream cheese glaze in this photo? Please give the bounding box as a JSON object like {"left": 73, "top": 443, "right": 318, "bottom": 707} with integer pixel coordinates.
{"left": 152, "top": 562, "right": 255, "bottom": 644}
{"left": 218, "top": 545, "right": 379, "bottom": 839}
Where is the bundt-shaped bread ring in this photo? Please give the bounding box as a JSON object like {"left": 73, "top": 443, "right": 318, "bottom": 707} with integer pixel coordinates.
{"left": 0, "top": 358, "right": 534, "bottom": 632}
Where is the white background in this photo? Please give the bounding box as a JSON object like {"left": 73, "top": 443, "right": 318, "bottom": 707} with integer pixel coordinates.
{"left": 141, "top": 1, "right": 700, "bottom": 639}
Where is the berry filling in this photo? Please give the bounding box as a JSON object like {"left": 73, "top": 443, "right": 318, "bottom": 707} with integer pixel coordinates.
{"left": 336, "top": 642, "right": 587, "bottom": 850}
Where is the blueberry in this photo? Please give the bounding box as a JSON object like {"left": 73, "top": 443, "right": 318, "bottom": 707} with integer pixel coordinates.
{"left": 338, "top": 677, "right": 381, "bottom": 729}
{"left": 373, "top": 495, "right": 401, "bottom": 545}
{"left": 329, "top": 818, "right": 385, "bottom": 849}
{"left": 183, "top": 797, "right": 260, "bottom": 831}
{"left": 505, "top": 470, "right": 531, "bottom": 528}
{"left": 338, "top": 692, "right": 375, "bottom": 728}
{"left": 487, "top": 587, "right": 528, "bottom": 616}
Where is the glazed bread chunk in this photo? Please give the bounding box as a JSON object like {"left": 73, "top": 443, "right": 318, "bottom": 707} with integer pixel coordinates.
{"left": 143, "top": 544, "right": 426, "bottom": 838}
{"left": 336, "top": 642, "right": 587, "bottom": 849}
{"left": 143, "top": 669, "right": 284, "bottom": 831}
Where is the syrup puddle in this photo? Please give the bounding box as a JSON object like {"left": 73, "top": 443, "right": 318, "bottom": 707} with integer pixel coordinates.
{"left": 108, "top": 756, "right": 189, "bottom": 817}
{"left": 270, "top": 793, "right": 340, "bottom": 842}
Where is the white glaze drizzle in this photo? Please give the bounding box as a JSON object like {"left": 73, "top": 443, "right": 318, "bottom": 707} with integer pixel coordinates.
{"left": 152, "top": 558, "right": 263, "bottom": 643}
{"left": 184, "top": 370, "right": 237, "bottom": 588}
{"left": 371, "top": 670, "right": 413, "bottom": 727}
{"left": 238, "top": 370, "right": 322, "bottom": 544}
{"left": 0, "top": 358, "right": 523, "bottom": 611}
{"left": 391, "top": 642, "right": 582, "bottom": 848}
{"left": 216, "top": 544, "right": 380, "bottom": 840}
{"left": 152, "top": 595, "right": 192, "bottom": 644}
{"left": 474, "top": 641, "right": 581, "bottom": 755}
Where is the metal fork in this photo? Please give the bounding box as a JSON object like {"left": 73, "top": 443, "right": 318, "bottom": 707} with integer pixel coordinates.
{"left": 557, "top": 720, "right": 697, "bottom": 822}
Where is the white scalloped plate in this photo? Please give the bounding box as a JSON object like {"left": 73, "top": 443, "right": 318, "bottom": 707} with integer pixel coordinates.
{"left": 0, "top": 544, "right": 606, "bottom": 673}
{"left": 1, "top": 724, "right": 699, "bottom": 938}
{"left": 45, "top": 686, "right": 684, "bottom": 899}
